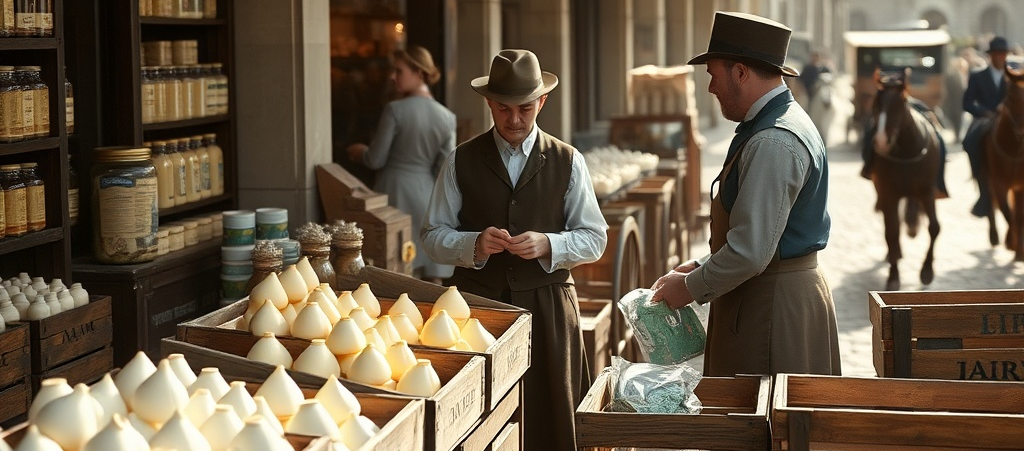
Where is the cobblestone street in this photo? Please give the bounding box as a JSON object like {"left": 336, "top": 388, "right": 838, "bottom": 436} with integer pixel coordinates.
{"left": 690, "top": 108, "right": 1024, "bottom": 376}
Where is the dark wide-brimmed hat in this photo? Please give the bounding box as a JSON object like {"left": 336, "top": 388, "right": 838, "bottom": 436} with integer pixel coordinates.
{"left": 471, "top": 49, "right": 558, "bottom": 105}
{"left": 687, "top": 11, "right": 799, "bottom": 77}
{"left": 988, "top": 36, "right": 1010, "bottom": 53}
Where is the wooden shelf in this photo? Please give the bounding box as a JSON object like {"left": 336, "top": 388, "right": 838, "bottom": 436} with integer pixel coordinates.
{"left": 0, "top": 228, "right": 64, "bottom": 255}
{"left": 140, "top": 17, "right": 226, "bottom": 26}
{"left": 158, "top": 193, "right": 233, "bottom": 218}
{"left": 0, "top": 137, "right": 62, "bottom": 157}
{"left": 143, "top": 115, "right": 230, "bottom": 131}
{"left": 0, "top": 38, "right": 58, "bottom": 51}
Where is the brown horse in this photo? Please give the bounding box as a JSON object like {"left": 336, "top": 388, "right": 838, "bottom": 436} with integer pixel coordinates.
{"left": 870, "top": 68, "right": 942, "bottom": 290}
{"left": 983, "top": 66, "right": 1024, "bottom": 260}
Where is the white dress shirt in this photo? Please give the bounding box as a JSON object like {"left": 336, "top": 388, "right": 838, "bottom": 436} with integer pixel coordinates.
{"left": 421, "top": 125, "right": 608, "bottom": 273}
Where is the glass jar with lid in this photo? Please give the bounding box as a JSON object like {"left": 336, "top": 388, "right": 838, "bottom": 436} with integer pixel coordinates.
{"left": 163, "top": 65, "right": 182, "bottom": 122}
{"left": 246, "top": 240, "right": 283, "bottom": 295}
{"left": 167, "top": 139, "right": 188, "bottom": 206}
{"left": 330, "top": 220, "right": 365, "bottom": 283}
{"left": 34, "top": 0, "right": 51, "bottom": 37}
{"left": 20, "top": 66, "right": 47, "bottom": 138}
{"left": 211, "top": 62, "right": 228, "bottom": 115}
{"left": 204, "top": 133, "right": 223, "bottom": 196}
{"left": 0, "top": 1, "right": 13, "bottom": 37}
{"left": 1, "top": 163, "right": 28, "bottom": 237}
{"left": 20, "top": 162, "right": 44, "bottom": 232}
{"left": 140, "top": 67, "right": 156, "bottom": 124}
{"left": 0, "top": 66, "right": 23, "bottom": 142}
{"left": 297, "top": 222, "right": 335, "bottom": 286}
{"left": 68, "top": 154, "right": 79, "bottom": 226}
{"left": 181, "top": 136, "right": 200, "bottom": 203}
{"left": 150, "top": 141, "right": 176, "bottom": 210}
{"left": 90, "top": 147, "right": 159, "bottom": 264}
{"left": 13, "top": 0, "right": 35, "bottom": 37}
{"left": 188, "top": 65, "right": 205, "bottom": 118}
{"left": 13, "top": 67, "right": 35, "bottom": 139}
{"left": 64, "top": 66, "right": 74, "bottom": 134}
{"left": 177, "top": 65, "right": 194, "bottom": 120}
{"left": 193, "top": 135, "right": 210, "bottom": 199}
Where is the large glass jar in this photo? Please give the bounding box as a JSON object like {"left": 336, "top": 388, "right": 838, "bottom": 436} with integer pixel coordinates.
{"left": 0, "top": 66, "right": 23, "bottom": 143}
{"left": 20, "top": 162, "right": 44, "bottom": 232}
{"left": 204, "top": 133, "right": 223, "bottom": 196}
{"left": 140, "top": 66, "right": 156, "bottom": 124}
{"left": 22, "top": 66, "right": 47, "bottom": 138}
{"left": 177, "top": 65, "right": 194, "bottom": 120}
{"left": 182, "top": 136, "right": 200, "bottom": 203}
{"left": 150, "top": 141, "right": 176, "bottom": 210}
{"left": 13, "top": 0, "right": 35, "bottom": 37}
{"left": 246, "top": 240, "right": 283, "bottom": 295}
{"left": 193, "top": 135, "right": 210, "bottom": 199}
{"left": 330, "top": 221, "right": 365, "bottom": 284}
{"left": 0, "top": 163, "right": 26, "bottom": 237}
{"left": 167, "top": 139, "right": 188, "bottom": 206}
{"left": 91, "top": 147, "right": 159, "bottom": 264}
{"left": 297, "top": 222, "right": 335, "bottom": 286}
{"left": 13, "top": 67, "right": 34, "bottom": 139}
{"left": 34, "top": 0, "right": 50, "bottom": 36}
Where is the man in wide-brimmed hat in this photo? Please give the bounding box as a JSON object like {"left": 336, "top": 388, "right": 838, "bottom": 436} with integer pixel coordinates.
{"left": 651, "top": 11, "right": 842, "bottom": 377}
{"left": 962, "top": 36, "right": 1011, "bottom": 217}
{"left": 421, "top": 49, "right": 607, "bottom": 451}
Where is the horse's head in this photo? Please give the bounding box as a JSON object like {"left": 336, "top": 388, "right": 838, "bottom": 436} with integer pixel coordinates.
{"left": 872, "top": 67, "right": 911, "bottom": 154}
{"left": 1000, "top": 64, "right": 1024, "bottom": 136}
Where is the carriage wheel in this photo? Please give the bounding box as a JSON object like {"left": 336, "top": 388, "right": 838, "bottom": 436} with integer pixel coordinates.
{"left": 610, "top": 215, "right": 643, "bottom": 359}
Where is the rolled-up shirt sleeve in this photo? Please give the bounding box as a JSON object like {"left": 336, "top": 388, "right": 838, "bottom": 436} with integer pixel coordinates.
{"left": 541, "top": 149, "right": 609, "bottom": 272}
{"left": 420, "top": 151, "right": 482, "bottom": 268}
{"left": 685, "top": 129, "right": 812, "bottom": 304}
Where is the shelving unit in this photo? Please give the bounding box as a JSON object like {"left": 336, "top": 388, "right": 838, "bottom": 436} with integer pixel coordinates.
{"left": 0, "top": 0, "right": 71, "bottom": 282}
{"left": 71, "top": 0, "right": 236, "bottom": 366}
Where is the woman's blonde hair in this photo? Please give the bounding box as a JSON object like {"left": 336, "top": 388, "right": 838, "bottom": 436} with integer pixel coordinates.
{"left": 394, "top": 45, "right": 441, "bottom": 85}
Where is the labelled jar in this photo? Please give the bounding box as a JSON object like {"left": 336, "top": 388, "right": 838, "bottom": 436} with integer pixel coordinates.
{"left": 180, "top": 219, "right": 198, "bottom": 246}
{"left": 90, "top": 147, "right": 159, "bottom": 264}
{"left": 167, "top": 139, "right": 188, "bottom": 206}
{"left": 140, "top": 67, "right": 157, "bottom": 124}
{"left": 20, "top": 66, "right": 48, "bottom": 138}
{"left": 13, "top": 0, "right": 35, "bottom": 37}
{"left": 204, "top": 133, "right": 223, "bottom": 196}
{"left": 0, "top": 0, "right": 13, "bottom": 37}
{"left": 177, "top": 65, "right": 194, "bottom": 120}
{"left": 151, "top": 141, "right": 176, "bottom": 210}
{"left": 188, "top": 65, "right": 206, "bottom": 118}
{"left": 13, "top": 67, "right": 35, "bottom": 140}
{"left": 64, "top": 66, "right": 74, "bottom": 135}
{"left": 182, "top": 136, "right": 201, "bottom": 203}
{"left": 0, "top": 66, "right": 23, "bottom": 143}
{"left": 194, "top": 135, "right": 210, "bottom": 199}
{"left": 20, "top": 162, "right": 44, "bottom": 232}
{"left": 163, "top": 65, "right": 182, "bottom": 122}
{"left": 34, "top": 0, "right": 50, "bottom": 36}
{"left": 67, "top": 154, "right": 79, "bottom": 226}
{"left": 0, "top": 164, "right": 26, "bottom": 237}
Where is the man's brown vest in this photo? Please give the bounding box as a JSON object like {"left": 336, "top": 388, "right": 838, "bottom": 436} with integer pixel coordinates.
{"left": 450, "top": 129, "right": 574, "bottom": 299}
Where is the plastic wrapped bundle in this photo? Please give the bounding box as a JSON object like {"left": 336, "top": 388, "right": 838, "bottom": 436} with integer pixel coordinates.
{"left": 618, "top": 288, "right": 707, "bottom": 365}
{"left": 606, "top": 357, "right": 702, "bottom": 414}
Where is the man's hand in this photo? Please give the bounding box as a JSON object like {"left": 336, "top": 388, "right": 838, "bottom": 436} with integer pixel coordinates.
{"left": 506, "top": 231, "right": 551, "bottom": 260}
{"left": 650, "top": 269, "right": 696, "bottom": 309}
{"left": 673, "top": 260, "right": 700, "bottom": 274}
{"left": 346, "top": 143, "right": 368, "bottom": 162}
{"left": 475, "top": 227, "right": 513, "bottom": 261}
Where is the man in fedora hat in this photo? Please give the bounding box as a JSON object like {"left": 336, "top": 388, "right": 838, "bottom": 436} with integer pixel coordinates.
{"left": 421, "top": 49, "right": 607, "bottom": 451}
{"left": 650, "top": 12, "right": 842, "bottom": 377}
{"left": 962, "top": 36, "right": 1010, "bottom": 217}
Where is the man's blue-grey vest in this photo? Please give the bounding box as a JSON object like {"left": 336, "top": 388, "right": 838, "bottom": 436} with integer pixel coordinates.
{"left": 721, "top": 90, "right": 830, "bottom": 259}
{"left": 450, "top": 130, "right": 574, "bottom": 299}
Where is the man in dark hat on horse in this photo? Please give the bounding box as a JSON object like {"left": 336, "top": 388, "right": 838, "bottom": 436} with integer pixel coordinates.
{"left": 963, "top": 36, "right": 1010, "bottom": 217}
{"left": 421, "top": 49, "right": 608, "bottom": 451}
{"left": 650, "top": 11, "right": 842, "bottom": 377}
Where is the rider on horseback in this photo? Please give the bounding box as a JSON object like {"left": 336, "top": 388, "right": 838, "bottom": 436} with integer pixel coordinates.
{"left": 962, "top": 36, "right": 1010, "bottom": 217}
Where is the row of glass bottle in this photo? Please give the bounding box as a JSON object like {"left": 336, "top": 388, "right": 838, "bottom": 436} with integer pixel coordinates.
{"left": 0, "top": 0, "right": 54, "bottom": 37}
{"left": 141, "top": 63, "right": 228, "bottom": 124}
{"left": 140, "top": 0, "right": 217, "bottom": 19}
{"left": 147, "top": 133, "right": 224, "bottom": 211}
{"left": 0, "top": 161, "right": 45, "bottom": 240}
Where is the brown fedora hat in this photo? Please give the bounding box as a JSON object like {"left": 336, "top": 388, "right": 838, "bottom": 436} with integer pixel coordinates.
{"left": 688, "top": 11, "right": 799, "bottom": 77}
{"left": 472, "top": 49, "right": 558, "bottom": 105}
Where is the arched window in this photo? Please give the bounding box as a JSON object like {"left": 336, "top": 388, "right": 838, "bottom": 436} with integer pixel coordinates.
{"left": 980, "top": 6, "right": 1007, "bottom": 37}
{"left": 921, "top": 9, "right": 947, "bottom": 30}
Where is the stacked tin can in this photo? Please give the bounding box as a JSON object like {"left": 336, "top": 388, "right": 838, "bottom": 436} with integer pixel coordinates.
{"left": 255, "top": 207, "right": 299, "bottom": 266}
{"left": 220, "top": 210, "right": 255, "bottom": 305}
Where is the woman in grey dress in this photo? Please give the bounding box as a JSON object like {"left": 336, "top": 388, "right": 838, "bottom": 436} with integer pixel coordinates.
{"left": 347, "top": 46, "right": 456, "bottom": 281}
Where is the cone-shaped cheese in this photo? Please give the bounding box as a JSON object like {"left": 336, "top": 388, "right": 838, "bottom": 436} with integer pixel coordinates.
{"left": 295, "top": 256, "right": 320, "bottom": 292}
{"left": 372, "top": 315, "right": 401, "bottom": 347}
{"left": 326, "top": 317, "right": 366, "bottom": 356}
{"left": 183, "top": 388, "right": 216, "bottom": 428}
{"left": 335, "top": 291, "right": 359, "bottom": 317}
{"left": 284, "top": 400, "right": 341, "bottom": 440}
{"left": 279, "top": 265, "right": 308, "bottom": 303}
{"left": 351, "top": 283, "right": 380, "bottom": 318}
{"left": 347, "top": 344, "right": 392, "bottom": 386}
{"left": 391, "top": 313, "right": 420, "bottom": 345}
{"left": 460, "top": 318, "right": 497, "bottom": 352}
{"left": 199, "top": 405, "right": 244, "bottom": 451}
{"left": 310, "top": 288, "right": 342, "bottom": 324}
{"left": 131, "top": 360, "right": 190, "bottom": 426}
{"left": 249, "top": 396, "right": 285, "bottom": 436}
{"left": 432, "top": 286, "right": 470, "bottom": 325}
{"left": 249, "top": 299, "right": 290, "bottom": 337}
{"left": 319, "top": 283, "right": 339, "bottom": 304}
{"left": 250, "top": 273, "right": 289, "bottom": 310}
{"left": 82, "top": 414, "right": 150, "bottom": 451}
{"left": 190, "top": 367, "right": 231, "bottom": 400}
{"left": 293, "top": 339, "right": 342, "bottom": 379}
{"left": 315, "top": 374, "right": 361, "bottom": 424}
{"left": 291, "top": 301, "right": 332, "bottom": 340}
{"left": 364, "top": 328, "right": 387, "bottom": 352}
{"left": 247, "top": 332, "right": 294, "bottom": 368}
{"left": 338, "top": 352, "right": 360, "bottom": 377}
{"left": 419, "top": 309, "right": 461, "bottom": 348}
{"left": 255, "top": 365, "right": 305, "bottom": 420}
{"left": 387, "top": 293, "right": 423, "bottom": 330}
{"left": 385, "top": 340, "right": 417, "bottom": 382}
{"left": 280, "top": 303, "right": 297, "bottom": 328}
{"left": 396, "top": 359, "right": 442, "bottom": 397}
{"left": 220, "top": 381, "right": 258, "bottom": 419}
{"left": 348, "top": 306, "right": 376, "bottom": 331}
{"left": 149, "top": 410, "right": 211, "bottom": 451}
{"left": 453, "top": 338, "right": 473, "bottom": 351}
{"left": 228, "top": 416, "right": 293, "bottom": 451}
{"left": 338, "top": 413, "right": 381, "bottom": 450}
{"left": 168, "top": 353, "right": 198, "bottom": 388}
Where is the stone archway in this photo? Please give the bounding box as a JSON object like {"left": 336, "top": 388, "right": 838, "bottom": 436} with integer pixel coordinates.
{"left": 921, "top": 9, "right": 947, "bottom": 30}
{"left": 980, "top": 5, "right": 1008, "bottom": 37}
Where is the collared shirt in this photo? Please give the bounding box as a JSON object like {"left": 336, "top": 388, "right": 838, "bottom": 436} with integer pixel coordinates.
{"left": 989, "top": 65, "right": 1003, "bottom": 89}
{"left": 743, "top": 83, "right": 789, "bottom": 122}
{"left": 421, "top": 125, "right": 608, "bottom": 272}
{"left": 688, "top": 88, "right": 814, "bottom": 302}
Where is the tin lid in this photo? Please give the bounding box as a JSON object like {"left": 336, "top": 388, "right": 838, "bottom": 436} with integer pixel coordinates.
{"left": 0, "top": 164, "right": 21, "bottom": 171}
{"left": 94, "top": 146, "right": 152, "bottom": 162}
{"left": 20, "top": 162, "right": 37, "bottom": 169}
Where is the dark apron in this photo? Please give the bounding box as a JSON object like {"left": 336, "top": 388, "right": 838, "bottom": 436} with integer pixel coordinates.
{"left": 704, "top": 149, "right": 841, "bottom": 376}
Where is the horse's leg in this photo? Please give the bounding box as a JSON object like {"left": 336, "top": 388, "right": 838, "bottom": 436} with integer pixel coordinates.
{"left": 996, "top": 186, "right": 1015, "bottom": 250}
{"left": 905, "top": 198, "right": 920, "bottom": 238}
{"left": 920, "top": 196, "right": 939, "bottom": 285}
{"left": 881, "top": 197, "right": 902, "bottom": 291}
{"left": 1014, "top": 189, "right": 1024, "bottom": 261}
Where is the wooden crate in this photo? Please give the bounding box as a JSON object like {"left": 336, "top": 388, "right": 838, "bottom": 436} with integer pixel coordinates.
{"left": 163, "top": 337, "right": 486, "bottom": 451}
{"left": 337, "top": 266, "right": 531, "bottom": 412}
{"left": 0, "top": 421, "right": 333, "bottom": 450}
{"left": 869, "top": 289, "right": 1024, "bottom": 379}
{"left": 28, "top": 346, "right": 113, "bottom": 394}
{"left": 771, "top": 374, "right": 1024, "bottom": 450}
{"left": 576, "top": 371, "right": 771, "bottom": 451}
{"left": 0, "top": 323, "right": 30, "bottom": 426}
{"left": 625, "top": 175, "right": 675, "bottom": 288}
{"left": 240, "top": 380, "right": 425, "bottom": 451}
{"left": 453, "top": 382, "right": 521, "bottom": 451}
{"left": 16, "top": 295, "right": 112, "bottom": 373}
{"left": 0, "top": 381, "right": 29, "bottom": 427}
{"left": 489, "top": 421, "right": 519, "bottom": 451}
{"left": 579, "top": 299, "right": 612, "bottom": 378}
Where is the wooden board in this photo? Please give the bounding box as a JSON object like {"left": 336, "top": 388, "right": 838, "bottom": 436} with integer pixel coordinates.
{"left": 16, "top": 295, "right": 112, "bottom": 373}
{"left": 489, "top": 421, "right": 519, "bottom": 451}
{"left": 453, "top": 382, "right": 520, "bottom": 451}
{"left": 579, "top": 299, "right": 612, "bottom": 377}
{"left": 869, "top": 289, "right": 1024, "bottom": 379}
{"left": 576, "top": 371, "right": 771, "bottom": 450}
{"left": 0, "top": 381, "right": 29, "bottom": 426}
{"left": 0, "top": 324, "right": 30, "bottom": 389}
{"left": 772, "top": 374, "right": 1024, "bottom": 450}
{"left": 162, "top": 337, "right": 485, "bottom": 451}
{"left": 28, "top": 346, "right": 113, "bottom": 394}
